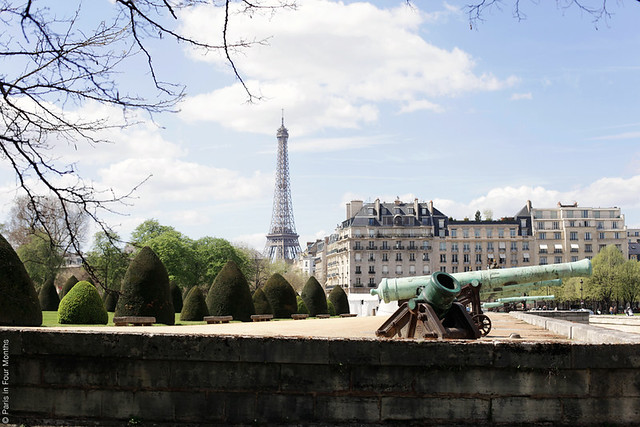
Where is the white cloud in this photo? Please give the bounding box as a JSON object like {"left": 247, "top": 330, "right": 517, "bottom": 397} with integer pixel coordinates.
{"left": 290, "top": 135, "right": 392, "bottom": 153}
{"left": 589, "top": 131, "right": 640, "bottom": 141}
{"left": 511, "top": 92, "right": 533, "bottom": 101}
{"left": 178, "top": 0, "right": 516, "bottom": 134}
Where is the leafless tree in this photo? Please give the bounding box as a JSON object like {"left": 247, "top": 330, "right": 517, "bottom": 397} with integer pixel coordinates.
{"left": 0, "top": 1, "right": 294, "bottom": 278}
{"left": 466, "top": 0, "right": 638, "bottom": 29}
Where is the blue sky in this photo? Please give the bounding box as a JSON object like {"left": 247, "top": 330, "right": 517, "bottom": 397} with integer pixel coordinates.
{"left": 2, "top": 0, "right": 640, "bottom": 251}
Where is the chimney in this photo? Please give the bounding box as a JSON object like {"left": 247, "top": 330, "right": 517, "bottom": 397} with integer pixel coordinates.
{"left": 347, "top": 200, "right": 363, "bottom": 219}
{"left": 428, "top": 200, "right": 434, "bottom": 215}
{"left": 375, "top": 198, "right": 381, "bottom": 220}
{"left": 414, "top": 198, "right": 419, "bottom": 219}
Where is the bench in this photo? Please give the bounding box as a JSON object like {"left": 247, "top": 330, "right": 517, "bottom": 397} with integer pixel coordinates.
{"left": 316, "top": 314, "right": 331, "bottom": 319}
{"left": 291, "top": 314, "right": 309, "bottom": 320}
{"left": 113, "top": 316, "right": 155, "bottom": 326}
{"left": 204, "top": 315, "right": 233, "bottom": 324}
{"left": 339, "top": 313, "right": 357, "bottom": 318}
{"left": 251, "top": 314, "right": 274, "bottom": 322}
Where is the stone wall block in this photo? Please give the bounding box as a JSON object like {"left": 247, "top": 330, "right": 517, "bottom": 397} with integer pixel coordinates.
{"left": 170, "top": 361, "right": 280, "bottom": 392}
{"left": 491, "top": 396, "right": 563, "bottom": 423}
{"left": 280, "top": 363, "right": 349, "bottom": 393}
{"left": 381, "top": 396, "right": 489, "bottom": 422}
{"left": 262, "top": 337, "right": 330, "bottom": 365}
{"left": 255, "top": 393, "right": 315, "bottom": 423}
{"left": 315, "top": 395, "right": 380, "bottom": 423}
{"left": 493, "top": 342, "right": 572, "bottom": 369}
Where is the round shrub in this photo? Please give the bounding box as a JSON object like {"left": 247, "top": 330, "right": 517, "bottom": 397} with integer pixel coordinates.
{"left": 327, "top": 299, "right": 336, "bottom": 316}
{"left": 103, "top": 290, "right": 119, "bottom": 312}
{"left": 206, "top": 260, "right": 255, "bottom": 322}
{"left": 262, "top": 273, "right": 297, "bottom": 319}
{"left": 329, "top": 285, "right": 349, "bottom": 315}
{"left": 171, "top": 283, "right": 183, "bottom": 313}
{"left": 38, "top": 276, "right": 60, "bottom": 311}
{"left": 0, "top": 233, "right": 42, "bottom": 326}
{"left": 296, "top": 296, "right": 308, "bottom": 314}
{"left": 115, "top": 246, "right": 175, "bottom": 325}
{"left": 300, "top": 276, "right": 327, "bottom": 317}
{"left": 58, "top": 281, "right": 108, "bottom": 325}
{"left": 180, "top": 286, "right": 209, "bottom": 321}
{"left": 252, "top": 287, "right": 272, "bottom": 315}
{"left": 60, "top": 275, "right": 79, "bottom": 299}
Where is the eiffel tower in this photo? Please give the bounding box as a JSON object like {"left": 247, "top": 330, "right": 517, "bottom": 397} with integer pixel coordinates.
{"left": 264, "top": 115, "right": 301, "bottom": 261}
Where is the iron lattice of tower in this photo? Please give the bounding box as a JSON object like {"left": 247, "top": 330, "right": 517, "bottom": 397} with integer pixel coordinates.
{"left": 264, "top": 117, "right": 301, "bottom": 261}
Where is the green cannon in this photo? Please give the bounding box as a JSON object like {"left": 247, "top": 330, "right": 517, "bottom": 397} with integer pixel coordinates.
{"left": 372, "top": 259, "right": 592, "bottom": 339}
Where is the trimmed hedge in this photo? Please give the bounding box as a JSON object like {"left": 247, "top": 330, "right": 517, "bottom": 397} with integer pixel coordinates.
{"left": 171, "top": 283, "right": 183, "bottom": 313}
{"left": 60, "top": 275, "right": 79, "bottom": 299}
{"left": 180, "top": 286, "right": 209, "bottom": 321}
{"left": 206, "top": 260, "right": 255, "bottom": 322}
{"left": 329, "top": 285, "right": 350, "bottom": 315}
{"left": 38, "top": 276, "right": 60, "bottom": 311}
{"left": 262, "top": 273, "right": 297, "bottom": 319}
{"left": 296, "top": 296, "right": 308, "bottom": 314}
{"left": 103, "top": 290, "right": 119, "bottom": 312}
{"left": 252, "top": 287, "right": 272, "bottom": 315}
{"left": 327, "top": 299, "right": 336, "bottom": 316}
{"left": 0, "top": 233, "right": 42, "bottom": 326}
{"left": 58, "top": 281, "right": 108, "bottom": 325}
{"left": 114, "top": 246, "right": 175, "bottom": 325}
{"left": 300, "top": 276, "right": 327, "bottom": 316}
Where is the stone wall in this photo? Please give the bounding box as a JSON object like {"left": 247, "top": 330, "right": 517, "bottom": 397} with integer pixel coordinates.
{"left": 2, "top": 328, "right": 640, "bottom": 426}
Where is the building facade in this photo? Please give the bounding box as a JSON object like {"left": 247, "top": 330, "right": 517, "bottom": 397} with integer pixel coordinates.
{"left": 325, "top": 199, "right": 628, "bottom": 293}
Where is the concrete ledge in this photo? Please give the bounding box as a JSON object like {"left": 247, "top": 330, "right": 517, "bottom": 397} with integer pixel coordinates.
{"left": 510, "top": 312, "right": 640, "bottom": 344}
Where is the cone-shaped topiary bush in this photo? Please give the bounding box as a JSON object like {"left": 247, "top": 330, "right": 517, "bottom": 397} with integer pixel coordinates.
{"left": 327, "top": 299, "right": 336, "bottom": 316}
{"left": 206, "top": 260, "right": 254, "bottom": 322}
{"left": 58, "top": 281, "right": 108, "bottom": 325}
{"left": 180, "top": 286, "right": 209, "bottom": 321}
{"left": 61, "top": 275, "right": 79, "bottom": 299}
{"left": 296, "top": 296, "right": 308, "bottom": 314}
{"left": 262, "top": 273, "right": 297, "bottom": 319}
{"left": 171, "top": 283, "right": 183, "bottom": 313}
{"left": 252, "top": 287, "right": 272, "bottom": 315}
{"left": 115, "top": 246, "right": 175, "bottom": 325}
{"left": 329, "top": 285, "right": 350, "bottom": 315}
{"left": 103, "top": 290, "right": 119, "bottom": 312}
{"left": 0, "top": 233, "right": 42, "bottom": 326}
{"left": 38, "top": 276, "right": 60, "bottom": 311}
{"left": 300, "top": 276, "right": 328, "bottom": 317}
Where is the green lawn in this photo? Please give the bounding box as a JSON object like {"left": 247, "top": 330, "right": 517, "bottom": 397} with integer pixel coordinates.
{"left": 41, "top": 311, "right": 209, "bottom": 327}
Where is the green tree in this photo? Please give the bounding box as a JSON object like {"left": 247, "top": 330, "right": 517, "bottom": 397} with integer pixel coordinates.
{"left": 130, "top": 220, "right": 177, "bottom": 245}
{"left": 38, "top": 276, "right": 60, "bottom": 311}
{"left": 194, "top": 237, "right": 249, "bottom": 287}
{"left": 329, "top": 286, "right": 350, "bottom": 315}
{"left": 252, "top": 287, "right": 272, "bottom": 315}
{"left": 180, "top": 287, "right": 209, "bottom": 322}
{"left": 86, "top": 231, "right": 130, "bottom": 291}
{"left": 300, "top": 276, "right": 328, "bottom": 317}
{"left": 617, "top": 260, "right": 640, "bottom": 307}
{"left": 262, "top": 273, "right": 297, "bottom": 319}
{"left": 589, "top": 245, "right": 626, "bottom": 307}
{"left": 474, "top": 210, "right": 482, "bottom": 221}
{"left": 16, "top": 232, "right": 64, "bottom": 289}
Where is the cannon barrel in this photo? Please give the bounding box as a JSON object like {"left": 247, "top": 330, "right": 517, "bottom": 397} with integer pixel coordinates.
{"left": 370, "top": 259, "right": 591, "bottom": 304}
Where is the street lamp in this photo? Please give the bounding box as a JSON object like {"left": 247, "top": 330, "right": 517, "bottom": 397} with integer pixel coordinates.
{"left": 580, "top": 279, "right": 584, "bottom": 307}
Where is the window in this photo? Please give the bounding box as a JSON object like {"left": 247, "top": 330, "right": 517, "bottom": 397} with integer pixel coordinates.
{"left": 451, "top": 243, "right": 458, "bottom": 252}
{"left": 475, "top": 254, "right": 483, "bottom": 263}
{"left": 408, "top": 207, "right": 415, "bottom": 214}
{"left": 540, "top": 257, "right": 548, "bottom": 265}
{"left": 474, "top": 229, "right": 481, "bottom": 238}
{"left": 368, "top": 241, "right": 375, "bottom": 249}
{"left": 463, "top": 243, "right": 470, "bottom": 252}
{"left": 369, "top": 229, "right": 375, "bottom": 238}
{"left": 367, "top": 207, "right": 375, "bottom": 215}
{"left": 368, "top": 266, "right": 375, "bottom": 274}
{"left": 487, "top": 229, "right": 493, "bottom": 238}
{"left": 440, "top": 266, "right": 446, "bottom": 272}
{"left": 422, "top": 253, "right": 429, "bottom": 261}
{"left": 599, "top": 232, "right": 605, "bottom": 240}
{"left": 570, "top": 244, "right": 579, "bottom": 253}
{"left": 355, "top": 278, "right": 361, "bottom": 286}
{"left": 464, "top": 254, "right": 470, "bottom": 263}
{"left": 421, "top": 241, "right": 430, "bottom": 250}
{"left": 409, "top": 265, "right": 416, "bottom": 274}
{"left": 396, "top": 253, "right": 402, "bottom": 261}
{"left": 566, "top": 210, "right": 574, "bottom": 218}
{"left": 614, "top": 232, "right": 620, "bottom": 239}
{"left": 594, "top": 210, "right": 601, "bottom": 219}
{"left": 570, "top": 231, "right": 578, "bottom": 241}
{"left": 539, "top": 232, "right": 546, "bottom": 240}
{"left": 582, "top": 210, "right": 589, "bottom": 218}
{"left": 382, "top": 253, "right": 388, "bottom": 261}
{"left": 539, "top": 244, "right": 548, "bottom": 254}
{"left": 498, "top": 242, "right": 506, "bottom": 250}
{"left": 382, "top": 265, "right": 389, "bottom": 274}
{"left": 612, "top": 221, "right": 619, "bottom": 229}
{"left": 382, "top": 241, "right": 389, "bottom": 250}
{"left": 585, "top": 232, "right": 592, "bottom": 241}
{"left": 369, "top": 278, "right": 376, "bottom": 286}
{"left": 510, "top": 228, "right": 516, "bottom": 237}
{"left": 395, "top": 241, "right": 403, "bottom": 249}
{"left": 440, "top": 254, "right": 447, "bottom": 263}
{"left": 571, "top": 256, "right": 578, "bottom": 262}
{"left": 409, "top": 253, "right": 416, "bottom": 261}
{"left": 554, "top": 232, "right": 562, "bottom": 240}
{"left": 423, "top": 265, "right": 430, "bottom": 274}
{"left": 355, "top": 266, "right": 361, "bottom": 274}
{"left": 537, "top": 222, "right": 545, "bottom": 230}
{"left": 451, "top": 229, "right": 457, "bottom": 237}
{"left": 569, "top": 220, "right": 575, "bottom": 227}
{"left": 475, "top": 243, "right": 482, "bottom": 251}
{"left": 408, "top": 241, "right": 416, "bottom": 249}
{"left": 554, "top": 244, "right": 563, "bottom": 254}
{"left": 368, "top": 253, "right": 375, "bottom": 261}
{"left": 554, "top": 256, "right": 563, "bottom": 264}
{"left": 585, "top": 244, "right": 592, "bottom": 253}
{"left": 511, "top": 242, "right": 518, "bottom": 251}
{"left": 440, "top": 242, "right": 446, "bottom": 251}
{"left": 521, "top": 219, "right": 527, "bottom": 228}
{"left": 552, "top": 221, "right": 560, "bottom": 230}
{"left": 354, "top": 241, "right": 362, "bottom": 250}
{"left": 523, "top": 253, "right": 530, "bottom": 262}
{"left": 463, "top": 229, "right": 469, "bottom": 238}
{"left": 451, "top": 254, "right": 458, "bottom": 263}
{"left": 368, "top": 218, "right": 375, "bottom": 226}
{"left": 487, "top": 242, "right": 494, "bottom": 251}
{"left": 396, "top": 265, "right": 402, "bottom": 274}
{"left": 498, "top": 229, "right": 504, "bottom": 238}
{"left": 394, "top": 208, "right": 401, "bottom": 214}
{"left": 522, "top": 242, "right": 529, "bottom": 251}
{"left": 597, "top": 221, "right": 604, "bottom": 230}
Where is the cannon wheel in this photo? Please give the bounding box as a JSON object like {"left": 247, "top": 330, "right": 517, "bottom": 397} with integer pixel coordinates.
{"left": 472, "top": 314, "right": 492, "bottom": 336}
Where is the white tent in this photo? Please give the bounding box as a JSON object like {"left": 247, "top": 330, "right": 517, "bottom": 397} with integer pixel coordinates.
{"left": 347, "top": 293, "right": 382, "bottom": 317}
